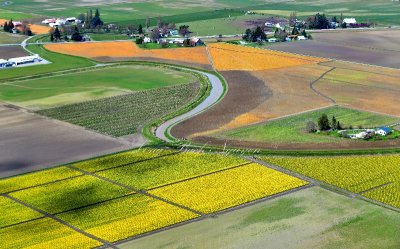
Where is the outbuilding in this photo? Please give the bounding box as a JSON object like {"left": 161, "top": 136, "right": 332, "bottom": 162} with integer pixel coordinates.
{"left": 343, "top": 18, "right": 357, "bottom": 25}
{"left": 376, "top": 127, "right": 392, "bottom": 136}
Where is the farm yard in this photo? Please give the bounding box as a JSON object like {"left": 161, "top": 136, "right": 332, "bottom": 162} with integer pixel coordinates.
{"left": 0, "top": 148, "right": 307, "bottom": 247}
{"left": 216, "top": 106, "right": 400, "bottom": 150}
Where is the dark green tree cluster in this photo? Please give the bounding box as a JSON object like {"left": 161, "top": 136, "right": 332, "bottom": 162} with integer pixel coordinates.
{"left": 306, "top": 13, "right": 329, "bottom": 29}
{"left": 3, "top": 19, "right": 15, "bottom": 33}
{"left": 84, "top": 9, "right": 103, "bottom": 29}
{"left": 317, "top": 114, "right": 342, "bottom": 131}
{"left": 242, "top": 26, "right": 266, "bottom": 42}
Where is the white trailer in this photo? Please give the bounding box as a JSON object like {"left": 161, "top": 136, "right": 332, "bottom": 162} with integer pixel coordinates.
{"left": 8, "top": 54, "right": 42, "bottom": 66}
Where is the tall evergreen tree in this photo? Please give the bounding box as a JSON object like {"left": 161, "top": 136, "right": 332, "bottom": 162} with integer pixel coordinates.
{"left": 90, "top": 9, "right": 103, "bottom": 28}
{"left": 3, "top": 21, "right": 9, "bottom": 32}
{"left": 54, "top": 27, "right": 61, "bottom": 41}
{"left": 291, "top": 26, "right": 299, "bottom": 35}
{"left": 138, "top": 24, "right": 143, "bottom": 34}
{"left": 318, "top": 114, "right": 331, "bottom": 131}
{"left": 71, "top": 26, "right": 82, "bottom": 41}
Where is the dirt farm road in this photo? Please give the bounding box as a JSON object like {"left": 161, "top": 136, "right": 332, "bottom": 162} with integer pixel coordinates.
{"left": 155, "top": 70, "right": 225, "bottom": 142}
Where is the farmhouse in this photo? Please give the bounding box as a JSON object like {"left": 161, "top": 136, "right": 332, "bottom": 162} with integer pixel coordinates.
{"left": 343, "top": 18, "right": 357, "bottom": 25}
{"left": 376, "top": 127, "right": 392, "bottom": 136}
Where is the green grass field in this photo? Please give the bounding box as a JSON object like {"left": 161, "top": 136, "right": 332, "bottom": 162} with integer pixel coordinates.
{"left": 0, "top": 45, "right": 96, "bottom": 81}
{"left": 0, "top": 32, "right": 26, "bottom": 44}
{"left": 121, "top": 187, "right": 400, "bottom": 249}
{"left": 0, "top": 65, "right": 195, "bottom": 109}
{"left": 37, "top": 83, "right": 201, "bottom": 137}
{"left": 219, "top": 106, "right": 400, "bottom": 144}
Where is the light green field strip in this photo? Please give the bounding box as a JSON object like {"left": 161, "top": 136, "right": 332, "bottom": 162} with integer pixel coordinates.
{"left": 57, "top": 194, "right": 199, "bottom": 242}
{"left": 262, "top": 156, "right": 400, "bottom": 193}
{"left": 0, "top": 32, "right": 26, "bottom": 44}
{"left": 96, "top": 151, "right": 249, "bottom": 190}
{"left": 363, "top": 181, "right": 400, "bottom": 209}
{"left": 0, "top": 217, "right": 102, "bottom": 248}
{"left": 0, "top": 65, "right": 195, "bottom": 110}
{"left": 149, "top": 163, "right": 308, "bottom": 214}
{"left": 71, "top": 148, "right": 176, "bottom": 172}
{"left": 0, "top": 167, "right": 82, "bottom": 194}
{"left": 220, "top": 106, "right": 399, "bottom": 143}
{"left": 10, "top": 175, "right": 132, "bottom": 214}
{"left": 0, "top": 196, "right": 42, "bottom": 228}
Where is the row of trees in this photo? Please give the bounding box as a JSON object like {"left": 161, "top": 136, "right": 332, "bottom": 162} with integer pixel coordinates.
{"left": 81, "top": 9, "right": 103, "bottom": 29}
{"left": 307, "top": 114, "right": 343, "bottom": 133}
{"left": 50, "top": 26, "right": 82, "bottom": 42}
{"left": 3, "top": 19, "right": 32, "bottom": 36}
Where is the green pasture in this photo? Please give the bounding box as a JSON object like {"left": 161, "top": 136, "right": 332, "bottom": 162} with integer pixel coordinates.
{"left": 0, "top": 8, "right": 38, "bottom": 20}
{"left": 122, "top": 187, "right": 400, "bottom": 249}
{"left": 0, "top": 45, "right": 96, "bottom": 81}
{"left": 0, "top": 65, "right": 195, "bottom": 109}
{"left": 0, "top": 32, "right": 26, "bottom": 44}
{"left": 219, "top": 106, "right": 400, "bottom": 144}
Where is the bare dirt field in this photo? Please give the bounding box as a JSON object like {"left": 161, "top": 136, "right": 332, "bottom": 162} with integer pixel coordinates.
{"left": 171, "top": 71, "right": 271, "bottom": 139}
{"left": 269, "top": 30, "right": 400, "bottom": 69}
{"left": 0, "top": 45, "right": 28, "bottom": 59}
{"left": 0, "top": 104, "right": 130, "bottom": 179}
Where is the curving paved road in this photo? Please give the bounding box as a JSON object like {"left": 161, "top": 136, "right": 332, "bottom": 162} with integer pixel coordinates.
{"left": 155, "top": 70, "right": 224, "bottom": 142}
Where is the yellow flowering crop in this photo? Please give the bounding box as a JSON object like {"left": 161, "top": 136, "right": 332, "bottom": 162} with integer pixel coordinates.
{"left": 149, "top": 163, "right": 307, "bottom": 213}
{"left": 0, "top": 167, "right": 82, "bottom": 194}
{"left": 71, "top": 148, "right": 175, "bottom": 172}
{"left": 0, "top": 218, "right": 102, "bottom": 248}
{"left": 0, "top": 196, "right": 42, "bottom": 228}
{"left": 57, "top": 194, "right": 199, "bottom": 242}
{"left": 262, "top": 155, "right": 400, "bottom": 208}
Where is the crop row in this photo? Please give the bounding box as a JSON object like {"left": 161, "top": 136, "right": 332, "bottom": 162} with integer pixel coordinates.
{"left": 37, "top": 83, "right": 200, "bottom": 137}
{"left": 0, "top": 196, "right": 42, "bottom": 228}
{"left": 150, "top": 163, "right": 308, "bottom": 213}
{"left": 97, "top": 151, "right": 248, "bottom": 190}
{"left": 0, "top": 218, "right": 102, "bottom": 249}
{"left": 261, "top": 155, "right": 400, "bottom": 208}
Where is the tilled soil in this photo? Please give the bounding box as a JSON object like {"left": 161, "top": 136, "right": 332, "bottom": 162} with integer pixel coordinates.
{"left": 171, "top": 70, "right": 272, "bottom": 138}
{"left": 0, "top": 46, "right": 28, "bottom": 59}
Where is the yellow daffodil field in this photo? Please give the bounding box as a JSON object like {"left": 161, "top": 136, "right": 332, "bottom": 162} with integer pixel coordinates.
{"left": 261, "top": 155, "right": 400, "bottom": 208}
{"left": 0, "top": 149, "right": 306, "bottom": 248}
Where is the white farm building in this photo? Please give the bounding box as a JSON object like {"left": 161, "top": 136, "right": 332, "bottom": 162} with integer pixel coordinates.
{"left": 343, "top": 18, "right": 357, "bottom": 25}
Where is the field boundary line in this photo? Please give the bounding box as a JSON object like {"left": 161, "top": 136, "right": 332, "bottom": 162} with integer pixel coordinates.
{"left": 358, "top": 182, "right": 394, "bottom": 195}
{"left": 1, "top": 193, "right": 117, "bottom": 248}
{"left": 67, "top": 165, "right": 205, "bottom": 216}
{"left": 111, "top": 184, "right": 312, "bottom": 247}
{"left": 0, "top": 216, "right": 44, "bottom": 230}
{"left": 146, "top": 162, "right": 252, "bottom": 191}
{"left": 92, "top": 151, "right": 182, "bottom": 173}
{"left": 309, "top": 67, "right": 337, "bottom": 104}
{"left": 252, "top": 157, "right": 400, "bottom": 213}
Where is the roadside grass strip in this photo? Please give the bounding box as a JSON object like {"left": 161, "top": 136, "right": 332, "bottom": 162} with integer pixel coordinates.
{"left": 0, "top": 217, "right": 102, "bottom": 249}
{"left": 96, "top": 151, "right": 249, "bottom": 190}
{"left": 363, "top": 181, "right": 400, "bottom": 209}
{"left": 9, "top": 175, "right": 132, "bottom": 214}
{"left": 71, "top": 148, "right": 176, "bottom": 172}
{"left": 0, "top": 196, "right": 42, "bottom": 228}
{"left": 261, "top": 156, "right": 400, "bottom": 208}
{"left": 0, "top": 167, "right": 82, "bottom": 194}
{"left": 57, "top": 194, "right": 199, "bottom": 242}
{"left": 149, "top": 163, "right": 308, "bottom": 214}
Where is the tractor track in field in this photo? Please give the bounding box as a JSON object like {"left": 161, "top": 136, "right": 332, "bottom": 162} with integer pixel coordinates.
{"left": 309, "top": 67, "right": 337, "bottom": 104}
